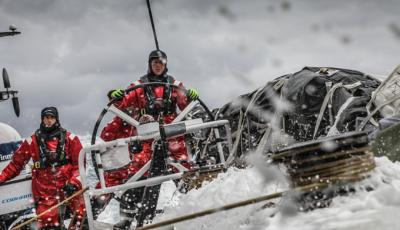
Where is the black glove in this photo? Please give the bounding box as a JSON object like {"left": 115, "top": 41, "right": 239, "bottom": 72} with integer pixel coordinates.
{"left": 62, "top": 183, "right": 78, "bottom": 197}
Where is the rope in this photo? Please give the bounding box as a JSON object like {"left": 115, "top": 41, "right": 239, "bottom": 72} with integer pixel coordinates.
{"left": 11, "top": 187, "right": 89, "bottom": 230}
{"left": 365, "top": 64, "right": 400, "bottom": 126}
{"left": 272, "top": 144, "right": 375, "bottom": 188}
{"left": 358, "top": 95, "right": 400, "bottom": 131}
{"left": 313, "top": 82, "right": 361, "bottom": 139}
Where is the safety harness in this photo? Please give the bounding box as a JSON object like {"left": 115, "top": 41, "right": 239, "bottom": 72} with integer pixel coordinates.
{"left": 33, "top": 128, "right": 68, "bottom": 169}
{"left": 140, "top": 74, "right": 176, "bottom": 116}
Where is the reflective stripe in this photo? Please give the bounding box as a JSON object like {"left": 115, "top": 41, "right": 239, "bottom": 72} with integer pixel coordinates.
{"left": 69, "top": 133, "right": 76, "bottom": 140}
{"left": 133, "top": 80, "right": 140, "bottom": 86}
{"left": 32, "top": 161, "right": 41, "bottom": 169}
{"left": 25, "top": 137, "right": 33, "bottom": 145}
{"left": 173, "top": 80, "right": 181, "bottom": 86}
{"left": 31, "top": 160, "right": 69, "bottom": 169}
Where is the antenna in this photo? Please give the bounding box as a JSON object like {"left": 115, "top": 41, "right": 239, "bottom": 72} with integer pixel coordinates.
{"left": 146, "top": 0, "right": 160, "bottom": 50}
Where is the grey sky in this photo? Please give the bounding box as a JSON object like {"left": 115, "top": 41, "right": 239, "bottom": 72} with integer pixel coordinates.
{"left": 0, "top": 0, "right": 399, "bottom": 137}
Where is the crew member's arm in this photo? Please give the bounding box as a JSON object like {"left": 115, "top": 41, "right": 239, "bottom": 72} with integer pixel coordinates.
{"left": 173, "top": 81, "right": 199, "bottom": 111}
{"left": 101, "top": 82, "right": 142, "bottom": 142}
{"left": 100, "top": 116, "right": 134, "bottom": 142}
{"left": 0, "top": 138, "right": 32, "bottom": 183}
{"left": 63, "top": 133, "right": 84, "bottom": 195}
{"left": 119, "top": 86, "right": 142, "bottom": 110}
{"left": 171, "top": 81, "right": 188, "bottom": 111}
{"left": 109, "top": 81, "right": 142, "bottom": 110}
{"left": 128, "top": 141, "right": 153, "bottom": 175}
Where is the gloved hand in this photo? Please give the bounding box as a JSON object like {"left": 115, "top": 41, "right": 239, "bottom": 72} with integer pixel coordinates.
{"left": 187, "top": 88, "right": 199, "bottom": 101}
{"left": 62, "top": 183, "right": 78, "bottom": 197}
{"left": 110, "top": 88, "right": 124, "bottom": 99}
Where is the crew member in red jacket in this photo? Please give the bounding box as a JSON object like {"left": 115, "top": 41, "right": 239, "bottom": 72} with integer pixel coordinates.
{"left": 0, "top": 107, "right": 85, "bottom": 230}
{"left": 100, "top": 50, "right": 199, "bottom": 229}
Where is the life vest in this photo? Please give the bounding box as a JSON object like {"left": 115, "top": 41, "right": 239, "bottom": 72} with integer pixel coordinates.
{"left": 140, "top": 74, "right": 176, "bottom": 116}
{"left": 32, "top": 128, "right": 69, "bottom": 169}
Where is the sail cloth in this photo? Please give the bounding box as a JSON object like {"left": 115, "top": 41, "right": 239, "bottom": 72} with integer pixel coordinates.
{"left": 219, "top": 66, "right": 382, "bottom": 156}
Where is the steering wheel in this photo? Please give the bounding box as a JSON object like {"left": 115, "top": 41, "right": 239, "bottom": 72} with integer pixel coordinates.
{"left": 90, "top": 82, "right": 215, "bottom": 179}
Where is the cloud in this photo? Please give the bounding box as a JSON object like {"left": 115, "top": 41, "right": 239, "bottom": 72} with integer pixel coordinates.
{"left": 0, "top": 0, "right": 399, "bottom": 137}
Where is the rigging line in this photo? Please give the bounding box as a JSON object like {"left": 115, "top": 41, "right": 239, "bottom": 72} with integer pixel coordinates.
{"left": 146, "top": 0, "right": 160, "bottom": 50}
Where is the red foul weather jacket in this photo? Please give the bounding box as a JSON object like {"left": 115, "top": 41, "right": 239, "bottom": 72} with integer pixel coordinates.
{"left": 0, "top": 131, "right": 83, "bottom": 200}
{"left": 100, "top": 76, "right": 191, "bottom": 187}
